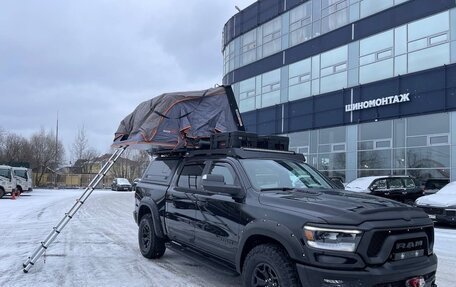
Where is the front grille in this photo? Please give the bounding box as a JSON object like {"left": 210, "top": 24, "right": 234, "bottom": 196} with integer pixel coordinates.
{"left": 374, "top": 271, "right": 436, "bottom": 287}
{"left": 421, "top": 207, "right": 444, "bottom": 215}
{"left": 367, "top": 226, "right": 434, "bottom": 258}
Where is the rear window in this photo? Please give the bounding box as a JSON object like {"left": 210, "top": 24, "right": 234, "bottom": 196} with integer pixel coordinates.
{"left": 143, "top": 159, "right": 178, "bottom": 184}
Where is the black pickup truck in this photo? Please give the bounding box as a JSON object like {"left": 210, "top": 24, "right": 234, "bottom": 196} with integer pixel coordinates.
{"left": 133, "top": 137, "right": 437, "bottom": 287}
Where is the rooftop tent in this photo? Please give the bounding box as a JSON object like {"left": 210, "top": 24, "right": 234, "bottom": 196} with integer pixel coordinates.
{"left": 112, "top": 85, "right": 244, "bottom": 150}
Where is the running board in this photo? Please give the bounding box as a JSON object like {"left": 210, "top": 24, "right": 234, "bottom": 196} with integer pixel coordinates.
{"left": 166, "top": 242, "right": 239, "bottom": 277}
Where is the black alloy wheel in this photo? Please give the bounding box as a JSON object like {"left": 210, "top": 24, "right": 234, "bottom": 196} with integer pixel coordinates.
{"left": 252, "top": 262, "right": 279, "bottom": 287}
{"left": 242, "top": 243, "right": 301, "bottom": 287}
{"left": 138, "top": 214, "right": 166, "bottom": 259}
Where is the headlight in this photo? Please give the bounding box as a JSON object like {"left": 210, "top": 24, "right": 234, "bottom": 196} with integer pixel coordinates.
{"left": 304, "top": 226, "right": 362, "bottom": 252}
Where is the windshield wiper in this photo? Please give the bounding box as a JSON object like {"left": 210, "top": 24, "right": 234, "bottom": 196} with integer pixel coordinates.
{"left": 260, "top": 187, "right": 295, "bottom": 192}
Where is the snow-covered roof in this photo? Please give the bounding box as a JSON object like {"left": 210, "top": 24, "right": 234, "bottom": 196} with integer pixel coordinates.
{"left": 436, "top": 181, "right": 456, "bottom": 195}
{"left": 345, "top": 176, "right": 384, "bottom": 191}
{"left": 416, "top": 181, "right": 456, "bottom": 207}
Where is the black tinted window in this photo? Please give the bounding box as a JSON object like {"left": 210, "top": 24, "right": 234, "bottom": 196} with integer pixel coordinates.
{"left": 387, "top": 178, "right": 403, "bottom": 189}
{"left": 178, "top": 164, "right": 205, "bottom": 190}
{"left": 144, "top": 159, "right": 178, "bottom": 184}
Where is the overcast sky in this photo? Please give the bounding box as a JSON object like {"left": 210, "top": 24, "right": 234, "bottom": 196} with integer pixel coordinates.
{"left": 0, "top": 0, "right": 256, "bottom": 163}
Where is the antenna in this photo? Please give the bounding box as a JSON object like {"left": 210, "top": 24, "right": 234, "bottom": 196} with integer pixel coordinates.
{"left": 235, "top": 5, "right": 241, "bottom": 12}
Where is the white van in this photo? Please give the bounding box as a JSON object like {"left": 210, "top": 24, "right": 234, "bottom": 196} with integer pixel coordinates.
{"left": 0, "top": 165, "right": 16, "bottom": 198}
{"left": 12, "top": 167, "right": 33, "bottom": 193}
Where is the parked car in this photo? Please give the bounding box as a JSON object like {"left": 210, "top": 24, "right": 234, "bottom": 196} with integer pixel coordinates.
{"left": 131, "top": 178, "right": 141, "bottom": 191}
{"left": 420, "top": 178, "right": 449, "bottom": 195}
{"left": 111, "top": 178, "right": 132, "bottom": 191}
{"left": 345, "top": 175, "right": 424, "bottom": 204}
{"left": 416, "top": 181, "right": 456, "bottom": 224}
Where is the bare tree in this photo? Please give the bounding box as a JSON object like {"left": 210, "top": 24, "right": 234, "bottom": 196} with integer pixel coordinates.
{"left": 1, "top": 133, "right": 31, "bottom": 164}
{"left": 29, "top": 128, "right": 65, "bottom": 186}
{"left": 0, "top": 127, "right": 6, "bottom": 162}
{"left": 71, "top": 125, "right": 89, "bottom": 163}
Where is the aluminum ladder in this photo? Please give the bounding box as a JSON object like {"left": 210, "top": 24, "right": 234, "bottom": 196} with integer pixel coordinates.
{"left": 22, "top": 146, "right": 128, "bottom": 273}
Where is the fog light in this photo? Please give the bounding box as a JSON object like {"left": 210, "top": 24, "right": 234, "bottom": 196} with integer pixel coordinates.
{"left": 406, "top": 276, "right": 425, "bottom": 287}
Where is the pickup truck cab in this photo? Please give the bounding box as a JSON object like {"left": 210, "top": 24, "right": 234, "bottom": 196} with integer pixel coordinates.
{"left": 0, "top": 165, "right": 16, "bottom": 198}
{"left": 134, "top": 146, "right": 437, "bottom": 287}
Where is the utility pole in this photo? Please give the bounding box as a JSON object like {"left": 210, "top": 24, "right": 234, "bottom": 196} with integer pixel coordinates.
{"left": 54, "top": 111, "right": 59, "bottom": 188}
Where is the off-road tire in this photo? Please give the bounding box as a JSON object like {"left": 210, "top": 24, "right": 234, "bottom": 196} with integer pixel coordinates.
{"left": 0, "top": 187, "right": 4, "bottom": 199}
{"left": 138, "top": 214, "right": 166, "bottom": 259}
{"left": 17, "top": 186, "right": 23, "bottom": 195}
{"left": 242, "top": 243, "right": 301, "bottom": 287}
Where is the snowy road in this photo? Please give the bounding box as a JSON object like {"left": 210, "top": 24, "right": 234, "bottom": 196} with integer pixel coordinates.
{"left": 0, "top": 189, "right": 454, "bottom": 287}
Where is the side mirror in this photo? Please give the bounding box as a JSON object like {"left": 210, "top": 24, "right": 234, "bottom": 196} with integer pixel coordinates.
{"left": 201, "top": 174, "right": 242, "bottom": 197}
{"left": 330, "top": 178, "right": 344, "bottom": 189}
{"left": 370, "top": 184, "right": 378, "bottom": 191}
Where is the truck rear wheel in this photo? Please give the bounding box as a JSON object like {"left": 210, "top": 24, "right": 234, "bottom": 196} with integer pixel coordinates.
{"left": 138, "top": 214, "right": 166, "bottom": 259}
{"left": 242, "top": 243, "right": 301, "bottom": 287}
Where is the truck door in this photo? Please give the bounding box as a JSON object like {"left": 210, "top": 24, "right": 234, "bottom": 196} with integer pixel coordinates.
{"left": 166, "top": 161, "right": 205, "bottom": 246}
{"left": 194, "top": 161, "right": 242, "bottom": 262}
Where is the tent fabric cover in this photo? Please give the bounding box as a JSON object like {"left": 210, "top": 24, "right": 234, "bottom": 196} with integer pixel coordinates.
{"left": 112, "top": 86, "right": 240, "bottom": 150}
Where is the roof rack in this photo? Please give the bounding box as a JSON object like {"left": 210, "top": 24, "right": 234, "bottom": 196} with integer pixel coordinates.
{"left": 151, "top": 131, "right": 290, "bottom": 157}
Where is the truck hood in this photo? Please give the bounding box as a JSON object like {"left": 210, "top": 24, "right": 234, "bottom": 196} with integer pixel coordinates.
{"left": 259, "top": 188, "right": 428, "bottom": 225}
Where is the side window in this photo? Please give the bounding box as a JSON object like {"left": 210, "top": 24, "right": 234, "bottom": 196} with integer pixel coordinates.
{"left": 177, "top": 163, "right": 205, "bottom": 190}
{"left": 144, "top": 159, "right": 178, "bottom": 184}
{"left": 373, "top": 179, "right": 387, "bottom": 190}
{"left": 403, "top": 178, "right": 416, "bottom": 188}
{"left": 208, "top": 163, "right": 237, "bottom": 185}
{"left": 387, "top": 178, "right": 403, "bottom": 189}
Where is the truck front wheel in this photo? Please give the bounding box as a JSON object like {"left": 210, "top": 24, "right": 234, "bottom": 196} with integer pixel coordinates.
{"left": 0, "top": 188, "right": 4, "bottom": 199}
{"left": 242, "top": 243, "right": 301, "bottom": 287}
{"left": 138, "top": 214, "right": 165, "bottom": 259}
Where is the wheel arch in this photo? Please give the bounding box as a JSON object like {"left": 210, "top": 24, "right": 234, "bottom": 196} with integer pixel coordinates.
{"left": 236, "top": 221, "right": 304, "bottom": 273}
{"left": 138, "top": 199, "right": 165, "bottom": 238}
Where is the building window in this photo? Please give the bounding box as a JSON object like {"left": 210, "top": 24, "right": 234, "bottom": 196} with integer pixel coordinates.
{"left": 320, "top": 45, "right": 348, "bottom": 93}
{"left": 261, "top": 69, "right": 281, "bottom": 108}
{"left": 239, "top": 77, "right": 257, "bottom": 112}
{"left": 407, "top": 11, "right": 450, "bottom": 73}
{"left": 360, "top": 0, "right": 394, "bottom": 18}
{"left": 289, "top": 2, "right": 312, "bottom": 47}
{"left": 241, "top": 30, "right": 257, "bottom": 66}
{"left": 359, "top": 30, "right": 394, "bottom": 83}
{"left": 321, "top": 0, "right": 349, "bottom": 34}
{"left": 262, "top": 18, "right": 282, "bottom": 57}
{"left": 223, "top": 41, "right": 235, "bottom": 75}
{"left": 288, "top": 58, "right": 311, "bottom": 101}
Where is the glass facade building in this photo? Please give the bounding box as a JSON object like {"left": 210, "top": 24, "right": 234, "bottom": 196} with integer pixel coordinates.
{"left": 222, "top": 0, "right": 456, "bottom": 183}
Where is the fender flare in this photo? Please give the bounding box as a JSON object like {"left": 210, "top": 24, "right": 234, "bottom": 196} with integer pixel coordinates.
{"left": 138, "top": 198, "right": 165, "bottom": 238}
{"left": 235, "top": 219, "right": 305, "bottom": 273}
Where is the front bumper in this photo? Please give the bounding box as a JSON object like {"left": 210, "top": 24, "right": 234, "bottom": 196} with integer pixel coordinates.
{"left": 296, "top": 254, "right": 437, "bottom": 287}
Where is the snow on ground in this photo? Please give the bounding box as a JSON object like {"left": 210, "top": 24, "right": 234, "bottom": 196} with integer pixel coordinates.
{"left": 0, "top": 189, "right": 241, "bottom": 287}
{"left": 0, "top": 189, "right": 454, "bottom": 287}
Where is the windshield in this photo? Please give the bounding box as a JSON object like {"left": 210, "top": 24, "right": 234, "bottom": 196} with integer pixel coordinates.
{"left": 14, "top": 169, "right": 28, "bottom": 179}
{"left": 117, "top": 178, "right": 130, "bottom": 184}
{"left": 0, "top": 168, "right": 11, "bottom": 179}
{"left": 240, "top": 159, "right": 332, "bottom": 190}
